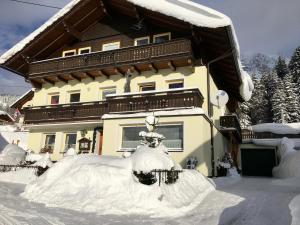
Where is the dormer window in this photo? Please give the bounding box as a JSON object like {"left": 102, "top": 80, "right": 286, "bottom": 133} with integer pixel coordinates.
{"left": 62, "top": 49, "right": 76, "bottom": 57}
{"left": 153, "top": 32, "right": 171, "bottom": 43}
{"left": 134, "top": 37, "right": 150, "bottom": 46}
{"left": 102, "top": 41, "right": 120, "bottom": 51}
{"left": 78, "top": 47, "right": 91, "bottom": 55}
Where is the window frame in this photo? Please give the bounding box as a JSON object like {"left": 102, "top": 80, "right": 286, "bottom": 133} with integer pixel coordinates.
{"left": 64, "top": 133, "right": 77, "bottom": 151}
{"left": 78, "top": 47, "right": 91, "bottom": 55}
{"left": 153, "top": 32, "right": 171, "bottom": 43}
{"left": 100, "top": 87, "right": 117, "bottom": 100}
{"left": 139, "top": 82, "right": 156, "bottom": 92}
{"left": 134, "top": 36, "right": 150, "bottom": 46}
{"left": 62, "top": 49, "right": 77, "bottom": 57}
{"left": 48, "top": 93, "right": 60, "bottom": 105}
{"left": 68, "top": 91, "right": 81, "bottom": 103}
{"left": 102, "top": 41, "right": 121, "bottom": 51}
{"left": 119, "top": 123, "right": 184, "bottom": 152}
{"left": 44, "top": 133, "right": 56, "bottom": 150}
{"left": 167, "top": 79, "right": 184, "bottom": 89}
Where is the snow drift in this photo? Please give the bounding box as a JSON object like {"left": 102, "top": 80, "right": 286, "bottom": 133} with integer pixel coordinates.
{"left": 273, "top": 138, "right": 300, "bottom": 178}
{"left": 251, "top": 122, "right": 300, "bottom": 135}
{"left": 22, "top": 154, "right": 214, "bottom": 217}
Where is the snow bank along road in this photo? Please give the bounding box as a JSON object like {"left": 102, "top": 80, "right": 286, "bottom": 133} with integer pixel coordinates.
{"left": 0, "top": 177, "right": 299, "bottom": 225}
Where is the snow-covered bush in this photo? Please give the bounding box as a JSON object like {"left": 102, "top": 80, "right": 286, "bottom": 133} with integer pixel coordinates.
{"left": 65, "top": 148, "right": 77, "bottom": 156}
{"left": 0, "top": 144, "right": 26, "bottom": 165}
{"left": 216, "top": 152, "right": 234, "bottom": 177}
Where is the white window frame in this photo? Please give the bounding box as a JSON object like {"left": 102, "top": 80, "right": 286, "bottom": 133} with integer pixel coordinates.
{"left": 153, "top": 32, "right": 171, "bottom": 43}
{"left": 43, "top": 133, "right": 56, "bottom": 151}
{"left": 119, "top": 123, "right": 184, "bottom": 152}
{"left": 100, "top": 86, "right": 117, "bottom": 100}
{"left": 139, "top": 82, "right": 156, "bottom": 92}
{"left": 64, "top": 132, "right": 77, "bottom": 152}
{"left": 167, "top": 79, "right": 184, "bottom": 89}
{"left": 47, "top": 92, "right": 60, "bottom": 105}
{"left": 62, "top": 49, "right": 76, "bottom": 57}
{"left": 78, "top": 47, "right": 91, "bottom": 55}
{"left": 102, "top": 41, "right": 121, "bottom": 51}
{"left": 68, "top": 90, "right": 81, "bottom": 103}
{"left": 134, "top": 36, "right": 150, "bottom": 46}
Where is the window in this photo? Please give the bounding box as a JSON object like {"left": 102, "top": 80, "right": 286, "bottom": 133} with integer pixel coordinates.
{"left": 153, "top": 33, "right": 171, "bottom": 43}
{"left": 139, "top": 83, "right": 156, "bottom": 92}
{"left": 101, "top": 88, "right": 116, "bottom": 100}
{"left": 78, "top": 47, "right": 91, "bottom": 55}
{"left": 44, "top": 134, "right": 56, "bottom": 151}
{"left": 134, "top": 37, "right": 150, "bottom": 46}
{"left": 62, "top": 50, "right": 76, "bottom": 57}
{"left": 65, "top": 133, "right": 77, "bottom": 151}
{"left": 69, "top": 92, "right": 80, "bottom": 103}
{"left": 121, "top": 125, "right": 183, "bottom": 150}
{"left": 50, "top": 95, "right": 59, "bottom": 105}
{"left": 168, "top": 80, "right": 184, "bottom": 89}
{"left": 102, "top": 41, "right": 120, "bottom": 51}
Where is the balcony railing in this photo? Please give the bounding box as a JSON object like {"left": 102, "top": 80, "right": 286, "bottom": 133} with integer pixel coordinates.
{"left": 242, "top": 129, "right": 300, "bottom": 140}
{"left": 23, "top": 88, "right": 203, "bottom": 124}
{"left": 29, "top": 39, "right": 193, "bottom": 77}
{"left": 220, "top": 115, "right": 242, "bottom": 141}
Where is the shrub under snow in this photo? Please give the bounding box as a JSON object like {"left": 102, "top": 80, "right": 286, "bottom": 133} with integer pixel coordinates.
{"left": 22, "top": 153, "right": 214, "bottom": 218}
{"left": 273, "top": 138, "right": 300, "bottom": 178}
{"left": 0, "top": 144, "right": 26, "bottom": 165}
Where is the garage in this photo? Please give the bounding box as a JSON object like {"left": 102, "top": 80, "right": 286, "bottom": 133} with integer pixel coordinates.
{"left": 241, "top": 148, "right": 277, "bottom": 177}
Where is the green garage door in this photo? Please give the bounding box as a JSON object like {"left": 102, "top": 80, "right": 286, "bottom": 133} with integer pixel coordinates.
{"left": 241, "top": 148, "right": 276, "bottom": 177}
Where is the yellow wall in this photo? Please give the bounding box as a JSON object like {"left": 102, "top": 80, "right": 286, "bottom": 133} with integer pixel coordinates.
{"left": 102, "top": 114, "right": 226, "bottom": 176}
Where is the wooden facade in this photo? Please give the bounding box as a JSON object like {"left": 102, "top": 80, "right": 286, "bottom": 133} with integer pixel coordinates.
{"left": 23, "top": 88, "right": 204, "bottom": 124}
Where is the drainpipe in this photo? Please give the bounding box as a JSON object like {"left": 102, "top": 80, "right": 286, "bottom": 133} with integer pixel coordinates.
{"left": 206, "top": 49, "right": 235, "bottom": 177}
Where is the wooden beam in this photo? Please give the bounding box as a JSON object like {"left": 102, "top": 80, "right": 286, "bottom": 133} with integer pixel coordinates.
{"left": 98, "top": 70, "right": 109, "bottom": 78}
{"left": 62, "top": 21, "right": 82, "bottom": 41}
{"left": 99, "top": 0, "right": 108, "bottom": 15}
{"left": 41, "top": 78, "right": 55, "bottom": 85}
{"left": 114, "top": 68, "right": 125, "bottom": 76}
{"left": 168, "top": 61, "right": 176, "bottom": 71}
{"left": 130, "top": 65, "right": 141, "bottom": 75}
{"left": 29, "top": 80, "right": 42, "bottom": 89}
{"left": 21, "top": 54, "right": 32, "bottom": 64}
{"left": 83, "top": 72, "right": 95, "bottom": 80}
{"left": 57, "top": 76, "right": 68, "bottom": 83}
{"left": 149, "top": 63, "right": 158, "bottom": 73}
{"left": 70, "top": 73, "right": 81, "bottom": 82}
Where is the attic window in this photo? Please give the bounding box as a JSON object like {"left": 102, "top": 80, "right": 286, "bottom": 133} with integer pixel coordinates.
{"left": 62, "top": 50, "right": 76, "bottom": 57}
{"left": 78, "top": 47, "right": 91, "bottom": 55}
{"left": 134, "top": 37, "right": 150, "bottom": 46}
{"left": 153, "top": 33, "right": 171, "bottom": 43}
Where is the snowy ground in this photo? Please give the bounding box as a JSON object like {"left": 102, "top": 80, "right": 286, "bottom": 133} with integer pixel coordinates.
{"left": 0, "top": 177, "right": 299, "bottom": 225}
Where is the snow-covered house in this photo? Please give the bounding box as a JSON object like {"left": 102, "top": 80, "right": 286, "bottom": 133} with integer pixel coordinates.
{"left": 0, "top": 0, "right": 252, "bottom": 176}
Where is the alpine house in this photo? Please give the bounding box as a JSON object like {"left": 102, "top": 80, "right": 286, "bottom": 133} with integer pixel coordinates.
{"left": 0, "top": 0, "right": 253, "bottom": 176}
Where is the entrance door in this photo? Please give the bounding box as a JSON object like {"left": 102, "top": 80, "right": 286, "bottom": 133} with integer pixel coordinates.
{"left": 241, "top": 148, "right": 276, "bottom": 177}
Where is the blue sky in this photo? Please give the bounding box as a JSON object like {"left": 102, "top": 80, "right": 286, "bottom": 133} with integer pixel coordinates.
{"left": 0, "top": 0, "right": 299, "bottom": 95}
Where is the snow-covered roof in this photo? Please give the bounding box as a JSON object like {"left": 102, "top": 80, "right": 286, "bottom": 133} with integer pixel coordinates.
{"left": 10, "top": 88, "right": 34, "bottom": 109}
{"left": 0, "top": 0, "right": 253, "bottom": 101}
{"left": 251, "top": 123, "right": 300, "bottom": 135}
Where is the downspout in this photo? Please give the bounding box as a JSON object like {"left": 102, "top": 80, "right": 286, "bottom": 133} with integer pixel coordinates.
{"left": 206, "top": 48, "right": 235, "bottom": 177}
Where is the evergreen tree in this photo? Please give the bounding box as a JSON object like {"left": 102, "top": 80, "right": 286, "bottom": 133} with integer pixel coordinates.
{"left": 270, "top": 76, "right": 289, "bottom": 123}
{"left": 275, "top": 56, "right": 289, "bottom": 79}
{"left": 239, "top": 101, "right": 252, "bottom": 128}
{"left": 283, "top": 73, "right": 300, "bottom": 122}
{"left": 289, "top": 46, "right": 300, "bottom": 83}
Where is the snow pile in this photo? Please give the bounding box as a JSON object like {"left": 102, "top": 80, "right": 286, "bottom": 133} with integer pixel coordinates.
{"left": 25, "top": 152, "right": 43, "bottom": 162}
{"left": 33, "top": 153, "right": 53, "bottom": 168}
{"left": 0, "top": 168, "right": 37, "bottom": 184}
{"left": 65, "top": 148, "right": 77, "bottom": 156}
{"left": 273, "top": 138, "right": 300, "bottom": 178}
{"left": 290, "top": 195, "right": 300, "bottom": 225}
{"left": 0, "top": 144, "right": 26, "bottom": 165}
{"left": 251, "top": 122, "right": 300, "bottom": 134}
{"left": 0, "top": 125, "right": 28, "bottom": 150}
{"left": 22, "top": 154, "right": 214, "bottom": 217}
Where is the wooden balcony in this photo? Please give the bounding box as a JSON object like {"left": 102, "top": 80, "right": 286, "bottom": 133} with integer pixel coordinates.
{"left": 28, "top": 39, "right": 193, "bottom": 85}
{"left": 242, "top": 129, "right": 300, "bottom": 140}
{"left": 23, "top": 88, "right": 203, "bottom": 124}
{"left": 219, "top": 115, "right": 242, "bottom": 141}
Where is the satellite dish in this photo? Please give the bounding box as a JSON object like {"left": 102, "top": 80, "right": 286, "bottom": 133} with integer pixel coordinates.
{"left": 210, "top": 90, "right": 229, "bottom": 108}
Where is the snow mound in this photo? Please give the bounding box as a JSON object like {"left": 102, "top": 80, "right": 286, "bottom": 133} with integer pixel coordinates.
{"left": 290, "top": 195, "right": 300, "bottom": 225}
{"left": 0, "top": 168, "right": 37, "bottom": 184}
{"left": 65, "top": 148, "right": 77, "bottom": 156}
{"left": 33, "top": 153, "right": 53, "bottom": 168}
{"left": 0, "top": 144, "right": 26, "bottom": 165}
{"left": 22, "top": 154, "right": 214, "bottom": 217}
{"left": 273, "top": 138, "right": 300, "bottom": 178}
{"left": 251, "top": 122, "right": 300, "bottom": 134}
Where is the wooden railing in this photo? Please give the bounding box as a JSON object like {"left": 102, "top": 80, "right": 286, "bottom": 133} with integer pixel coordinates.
{"left": 29, "top": 39, "right": 192, "bottom": 76}
{"left": 23, "top": 88, "right": 203, "bottom": 124}
{"left": 220, "top": 115, "right": 242, "bottom": 140}
{"left": 242, "top": 129, "right": 300, "bottom": 140}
